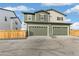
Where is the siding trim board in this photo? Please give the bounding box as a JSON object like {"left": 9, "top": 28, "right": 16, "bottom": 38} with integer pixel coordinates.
{"left": 25, "top": 21, "right": 72, "bottom": 25}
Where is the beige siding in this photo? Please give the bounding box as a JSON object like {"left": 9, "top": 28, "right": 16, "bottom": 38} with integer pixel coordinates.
{"left": 47, "top": 10, "right": 67, "bottom": 22}
{"left": 24, "top": 15, "right": 27, "bottom": 21}
{"left": 35, "top": 12, "right": 49, "bottom": 22}
{"left": 24, "top": 14, "right": 35, "bottom": 21}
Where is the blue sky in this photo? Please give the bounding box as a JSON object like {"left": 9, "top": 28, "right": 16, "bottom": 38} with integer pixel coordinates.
{"left": 1, "top": 3, "right": 79, "bottom": 29}
{"left": 0, "top": 3, "right": 78, "bottom": 22}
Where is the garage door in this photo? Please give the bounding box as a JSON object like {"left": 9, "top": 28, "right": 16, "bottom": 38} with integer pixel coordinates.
{"left": 53, "top": 27, "right": 68, "bottom": 35}
{"left": 28, "top": 26, "right": 48, "bottom": 36}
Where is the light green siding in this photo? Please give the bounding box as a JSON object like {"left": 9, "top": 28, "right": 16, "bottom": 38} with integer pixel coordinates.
{"left": 27, "top": 23, "right": 70, "bottom": 37}
{"left": 52, "top": 25, "right": 70, "bottom": 36}
{"left": 53, "top": 27, "right": 67, "bottom": 35}
{"left": 29, "top": 26, "right": 48, "bottom": 36}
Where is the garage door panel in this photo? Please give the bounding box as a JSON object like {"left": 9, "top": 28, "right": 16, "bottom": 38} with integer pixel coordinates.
{"left": 29, "top": 26, "right": 48, "bottom": 36}
{"left": 53, "top": 27, "right": 67, "bottom": 35}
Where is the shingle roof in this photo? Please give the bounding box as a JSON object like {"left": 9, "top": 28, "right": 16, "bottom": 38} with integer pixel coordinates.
{"left": 23, "top": 9, "right": 66, "bottom": 16}
{"left": 22, "top": 12, "right": 35, "bottom": 15}
{"left": 46, "top": 9, "right": 66, "bottom": 16}
{"left": 34, "top": 10, "right": 50, "bottom": 14}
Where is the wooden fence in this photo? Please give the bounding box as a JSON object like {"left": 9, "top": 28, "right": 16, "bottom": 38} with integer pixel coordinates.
{"left": 0, "top": 30, "right": 27, "bottom": 39}
{"left": 70, "top": 30, "right": 79, "bottom": 37}
{"left": 0, "top": 30, "right": 79, "bottom": 39}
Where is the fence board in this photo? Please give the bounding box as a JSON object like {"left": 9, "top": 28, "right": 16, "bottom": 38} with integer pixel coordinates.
{"left": 0, "top": 30, "right": 27, "bottom": 39}
{"left": 70, "top": 30, "right": 79, "bottom": 37}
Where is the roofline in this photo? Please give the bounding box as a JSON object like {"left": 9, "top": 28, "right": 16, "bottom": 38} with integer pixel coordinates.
{"left": 34, "top": 10, "right": 50, "bottom": 14}
{"left": 46, "top": 9, "right": 67, "bottom": 16}
{"left": 13, "top": 11, "right": 22, "bottom": 24}
{"left": 23, "top": 9, "right": 66, "bottom": 16}
{"left": 0, "top": 8, "right": 22, "bottom": 24}
{"left": 22, "top": 12, "right": 35, "bottom": 15}
{"left": 24, "top": 21, "right": 72, "bottom": 25}
{"left": 0, "top": 8, "right": 14, "bottom": 12}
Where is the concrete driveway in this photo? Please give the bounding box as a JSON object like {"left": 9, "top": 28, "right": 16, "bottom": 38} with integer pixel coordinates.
{"left": 0, "top": 36, "right": 79, "bottom": 56}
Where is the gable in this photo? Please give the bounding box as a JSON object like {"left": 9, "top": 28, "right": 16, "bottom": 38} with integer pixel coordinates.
{"left": 0, "top": 8, "right": 21, "bottom": 24}
{"left": 46, "top": 9, "right": 66, "bottom": 16}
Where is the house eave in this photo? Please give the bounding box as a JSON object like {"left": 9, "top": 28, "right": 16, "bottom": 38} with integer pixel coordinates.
{"left": 46, "top": 9, "right": 67, "bottom": 16}
{"left": 0, "top": 8, "right": 22, "bottom": 24}
{"left": 34, "top": 10, "right": 50, "bottom": 14}
{"left": 24, "top": 21, "right": 72, "bottom": 25}
{"left": 22, "top": 12, "right": 35, "bottom": 15}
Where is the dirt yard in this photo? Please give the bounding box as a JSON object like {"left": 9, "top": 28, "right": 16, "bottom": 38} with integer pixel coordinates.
{"left": 0, "top": 36, "right": 79, "bottom": 56}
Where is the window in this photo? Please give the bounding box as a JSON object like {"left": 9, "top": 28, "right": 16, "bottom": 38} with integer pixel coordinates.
{"left": 28, "top": 17, "right": 32, "bottom": 20}
{"left": 5, "top": 16, "right": 7, "bottom": 21}
{"left": 57, "top": 17, "right": 63, "bottom": 21}
{"left": 40, "top": 14, "right": 45, "bottom": 21}
{"left": 28, "top": 15, "right": 32, "bottom": 21}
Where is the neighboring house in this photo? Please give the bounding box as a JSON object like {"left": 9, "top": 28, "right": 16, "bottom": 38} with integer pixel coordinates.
{"left": 0, "top": 8, "right": 21, "bottom": 30}
{"left": 21, "top": 22, "right": 27, "bottom": 30}
{"left": 23, "top": 9, "right": 72, "bottom": 37}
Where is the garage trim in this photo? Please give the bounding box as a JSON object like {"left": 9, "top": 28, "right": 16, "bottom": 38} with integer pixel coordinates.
{"left": 28, "top": 25, "right": 49, "bottom": 36}
{"left": 52, "top": 25, "right": 69, "bottom": 36}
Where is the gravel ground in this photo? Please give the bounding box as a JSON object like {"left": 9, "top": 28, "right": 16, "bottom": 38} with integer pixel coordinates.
{"left": 0, "top": 36, "right": 79, "bottom": 56}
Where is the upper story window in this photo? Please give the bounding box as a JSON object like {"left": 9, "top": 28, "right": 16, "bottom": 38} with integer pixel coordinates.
{"left": 28, "top": 15, "right": 32, "bottom": 21}
{"left": 40, "top": 14, "right": 45, "bottom": 21}
{"left": 57, "top": 17, "right": 63, "bottom": 21}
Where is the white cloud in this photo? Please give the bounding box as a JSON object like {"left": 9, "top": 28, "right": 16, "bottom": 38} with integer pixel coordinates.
{"left": 71, "top": 22, "right": 79, "bottom": 30}
{"left": 3, "top": 5, "right": 35, "bottom": 11}
{"left": 42, "top": 3, "right": 72, "bottom": 6}
{"left": 64, "top": 5, "right": 79, "bottom": 14}
{"left": 64, "top": 19, "right": 71, "bottom": 22}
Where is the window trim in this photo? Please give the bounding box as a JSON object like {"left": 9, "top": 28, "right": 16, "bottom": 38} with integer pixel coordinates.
{"left": 57, "top": 17, "right": 63, "bottom": 21}
{"left": 28, "top": 15, "right": 32, "bottom": 21}
{"left": 39, "top": 14, "right": 45, "bottom": 21}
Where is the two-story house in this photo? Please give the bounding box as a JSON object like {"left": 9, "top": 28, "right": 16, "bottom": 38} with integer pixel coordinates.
{"left": 23, "top": 9, "right": 72, "bottom": 37}
{"left": 0, "top": 8, "right": 21, "bottom": 30}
